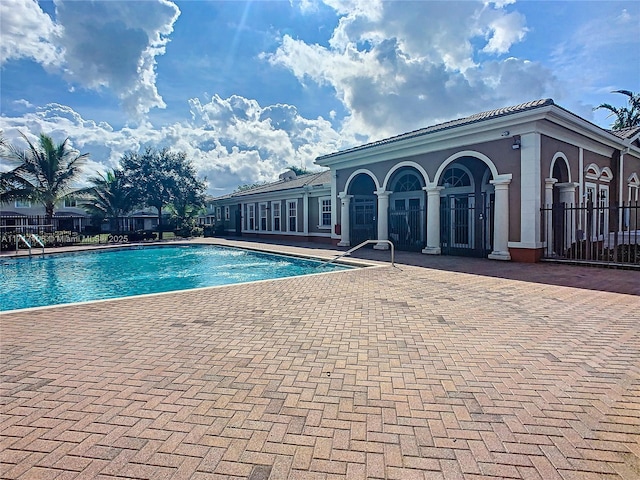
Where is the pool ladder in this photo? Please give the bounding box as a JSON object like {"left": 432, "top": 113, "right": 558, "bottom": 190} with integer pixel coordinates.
{"left": 17, "top": 234, "right": 45, "bottom": 257}
{"left": 319, "top": 239, "right": 395, "bottom": 268}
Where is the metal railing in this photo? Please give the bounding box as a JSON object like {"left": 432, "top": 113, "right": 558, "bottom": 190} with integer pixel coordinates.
{"left": 540, "top": 201, "right": 639, "bottom": 265}
{"left": 319, "top": 239, "right": 395, "bottom": 268}
{"left": 16, "top": 233, "right": 45, "bottom": 256}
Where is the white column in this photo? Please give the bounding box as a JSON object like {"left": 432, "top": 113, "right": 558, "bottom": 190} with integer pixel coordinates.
{"left": 544, "top": 178, "right": 558, "bottom": 249}
{"left": 331, "top": 171, "right": 339, "bottom": 240}
{"left": 337, "top": 193, "right": 352, "bottom": 247}
{"left": 422, "top": 182, "right": 443, "bottom": 255}
{"left": 374, "top": 190, "right": 391, "bottom": 250}
{"left": 557, "top": 182, "right": 579, "bottom": 250}
{"left": 303, "top": 188, "right": 309, "bottom": 235}
{"left": 519, "top": 132, "right": 542, "bottom": 248}
{"left": 488, "top": 175, "right": 512, "bottom": 260}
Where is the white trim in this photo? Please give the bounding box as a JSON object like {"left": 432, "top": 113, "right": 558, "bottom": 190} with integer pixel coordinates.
{"left": 271, "top": 201, "right": 281, "bottom": 232}
{"left": 287, "top": 200, "right": 297, "bottom": 233}
{"left": 246, "top": 203, "right": 255, "bottom": 231}
{"left": 584, "top": 163, "right": 600, "bottom": 180}
{"left": 550, "top": 152, "right": 571, "bottom": 183}
{"left": 381, "top": 161, "right": 430, "bottom": 191}
{"left": 343, "top": 168, "right": 382, "bottom": 194}
{"left": 259, "top": 202, "right": 268, "bottom": 231}
{"left": 318, "top": 196, "right": 332, "bottom": 229}
{"left": 433, "top": 150, "right": 500, "bottom": 186}
{"left": 599, "top": 167, "right": 613, "bottom": 183}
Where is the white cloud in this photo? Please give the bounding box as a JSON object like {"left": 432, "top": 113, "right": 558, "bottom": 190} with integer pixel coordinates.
{"left": 481, "top": 10, "right": 528, "bottom": 54}
{"left": 1, "top": 0, "right": 180, "bottom": 120}
{"left": 267, "top": 0, "right": 549, "bottom": 139}
{"left": 0, "top": 0, "right": 63, "bottom": 67}
{"left": 0, "top": 96, "right": 348, "bottom": 195}
{"left": 54, "top": 0, "right": 181, "bottom": 119}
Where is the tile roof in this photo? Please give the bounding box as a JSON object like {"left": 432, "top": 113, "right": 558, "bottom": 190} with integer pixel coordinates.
{"left": 317, "top": 99, "right": 555, "bottom": 160}
{"left": 213, "top": 170, "right": 331, "bottom": 200}
{"left": 608, "top": 126, "right": 640, "bottom": 140}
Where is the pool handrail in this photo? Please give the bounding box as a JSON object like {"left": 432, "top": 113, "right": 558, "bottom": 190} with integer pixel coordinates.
{"left": 16, "top": 233, "right": 45, "bottom": 256}
{"left": 319, "top": 239, "right": 395, "bottom": 268}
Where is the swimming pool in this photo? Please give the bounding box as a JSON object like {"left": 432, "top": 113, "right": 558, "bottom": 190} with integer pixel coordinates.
{"left": 0, "top": 245, "right": 350, "bottom": 312}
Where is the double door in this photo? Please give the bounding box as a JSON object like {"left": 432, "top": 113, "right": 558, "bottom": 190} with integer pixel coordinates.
{"left": 440, "top": 193, "right": 493, "bottom": 257}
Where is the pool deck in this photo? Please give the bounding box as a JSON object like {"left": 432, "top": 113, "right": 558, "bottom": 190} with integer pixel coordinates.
{"left": 1, "top": 238, "right": 639, "bottom": 479}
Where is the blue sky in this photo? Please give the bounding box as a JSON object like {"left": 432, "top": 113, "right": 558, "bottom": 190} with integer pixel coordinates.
{"left": 1, "top": 0, "right": 639, "bottom": 195}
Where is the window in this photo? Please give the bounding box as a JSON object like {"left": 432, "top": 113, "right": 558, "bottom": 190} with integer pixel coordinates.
{"left": 14, "top": 200, "right": 31, "bottom": 208}
{"left": 288, "top": 200, "right": 297, "bottom": 232}
{"left": 272, "top": 202, "right": 281, "bottom": 231}
{"left": 393, "top": 174, "right": 422, "bottom": 192}
{"left": 442, "top": 167, "right": 471, "bottom": 188}
{"left": 64, "top": 197, "right": 78, "bottom": 208}
{"left": 259, "top": 203, "right": 268, "bottom": 230}
{"left": 225, "top": 206, "right": 230, "bottom": 221}
{"left": 216, "top": 207, "right": 221, "bottom": 221}
{"left": 247, "top": 204, "right": 255, "bottom": 230}
{"left": 319, "top": 197, "right": 331, "bottom": 228}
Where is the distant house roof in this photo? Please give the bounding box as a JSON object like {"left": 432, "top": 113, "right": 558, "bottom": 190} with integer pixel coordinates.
{"left": 213, "top": 170, "right": 331, "bottom": 201}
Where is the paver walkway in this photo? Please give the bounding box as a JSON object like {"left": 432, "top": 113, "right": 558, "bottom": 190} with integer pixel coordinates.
{"left": 1, "top": 239, "right": 639, "bottom": 479}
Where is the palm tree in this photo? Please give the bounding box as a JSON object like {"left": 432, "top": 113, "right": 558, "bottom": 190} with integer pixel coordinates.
{"left": 594, "top": 90, "right": 640, "bottom": 130}
{"left": 79, "top": 169, "right": 136, "bottom": 233}
{"left": 3, "top": 132, "right": 89, "bottom": 223}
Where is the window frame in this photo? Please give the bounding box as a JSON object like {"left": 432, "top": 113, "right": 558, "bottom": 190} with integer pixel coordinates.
{"left": 247, "top": 204, "right": 255, "bottom": 231}
{"left": 288, "top": 200, "right": 297, "bottom": 232}
{"left": 318, "top": 196, "right": 332, "bottom": 229}
{"left": 272, "top": 201, "right": 281, "bottom": 232}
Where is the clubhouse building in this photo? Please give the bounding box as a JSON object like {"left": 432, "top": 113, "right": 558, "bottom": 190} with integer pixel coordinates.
{"left": 207, "top": 99, "right": 640, "bottom": 262}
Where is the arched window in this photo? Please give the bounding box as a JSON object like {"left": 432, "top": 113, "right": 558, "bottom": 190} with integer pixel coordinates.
{"left": 442, "top": 167, "right": 471, "bottom": 188}
{"left": 393, "top": 174, "right": 422, "bottom": 192}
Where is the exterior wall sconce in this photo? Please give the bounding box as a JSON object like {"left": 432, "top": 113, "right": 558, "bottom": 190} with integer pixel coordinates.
{"left": 512, "top": 136, "right": 521, "bottom": 150}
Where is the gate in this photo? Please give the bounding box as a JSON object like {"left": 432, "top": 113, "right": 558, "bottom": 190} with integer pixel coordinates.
{"left": 389, "top": 206, "right": 425, "bottom": 251}
{"left": 440, "top": 193, "right": 492, "bottom": 257}
{"left": 350, "top": 196, "right": 376, "bottom": 246}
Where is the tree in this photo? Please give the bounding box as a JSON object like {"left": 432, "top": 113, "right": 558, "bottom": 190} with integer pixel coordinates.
{"left": 286, "top": 165, "right": 312, "bottom": 176}
{"left": 235, "top": 182, "right": 267, "bottom": 192}
{"left": 79, "top": 169, "right": 136, "bottom": 233}
{"left": 119, "top": 147, "right": 206, "bottom": 239}
{"left": 594, "top": 90, "right": 640, "bottom": 130}
{"left": 1, "top": 132, "right": 89, "bottom": 223}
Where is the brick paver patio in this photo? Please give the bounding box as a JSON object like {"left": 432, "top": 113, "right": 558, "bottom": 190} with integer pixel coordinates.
{"left": 1, "top": 239, "right": 639, "bottom": 479}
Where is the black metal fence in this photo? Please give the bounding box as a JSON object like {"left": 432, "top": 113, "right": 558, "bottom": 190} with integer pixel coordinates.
{"left": 541, "top": 201, "right": 639, "bottom": 265}
{"left": 389, "top": 207, "right": 425, "bottom": 251}
{"left": 0, "top": 215, "right": 161, "bottom": 251}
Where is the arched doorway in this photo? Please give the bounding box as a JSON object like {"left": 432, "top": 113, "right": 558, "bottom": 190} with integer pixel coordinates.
{"left": 347, "top": 173, "right": 377, "bottom": 245}
{"left": 438, "top": 158, "right": 494, "bottom": 257}
{"left": 388, "top": 168, "right": 425, "bottom": 251}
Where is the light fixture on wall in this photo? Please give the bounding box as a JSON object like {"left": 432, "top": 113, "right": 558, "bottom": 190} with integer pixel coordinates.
{"left": 512, "top": 136, "right": 521, "bottom": 150}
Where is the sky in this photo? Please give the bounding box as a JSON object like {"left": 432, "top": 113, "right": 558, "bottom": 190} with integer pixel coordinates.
{"left": 1, "top": 0, "right": 639, "bottom": 196}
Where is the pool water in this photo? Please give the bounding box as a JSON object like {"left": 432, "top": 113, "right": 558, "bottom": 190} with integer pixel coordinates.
{"left": 0, "top": 245, "right": 349, "bottom": 312}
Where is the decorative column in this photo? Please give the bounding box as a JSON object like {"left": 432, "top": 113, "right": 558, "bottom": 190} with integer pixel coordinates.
{"left": 557, "top": 182, "right": 579, "bottom": 250}
{"left": 303, "top": 187, "right": 309, "bottom": 235}
{"left": 374, "top": 190, "right": 391, "bottom": 250}
{"left": 544, "top": 178, "right": 558, "bottom": 248}
{"left": 422, "top": 182, "right": 444, "bottom": 255}
{"left": 337, "top": 193, "right": 352, "bottom": 247}
{"left": 488, "top": 175, "right": 512, "bottom": 260}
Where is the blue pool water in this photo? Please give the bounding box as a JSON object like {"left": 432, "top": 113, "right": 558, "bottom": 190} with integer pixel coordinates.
{"left": 0, "top": 245, "right": 349, "bottom": 312}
